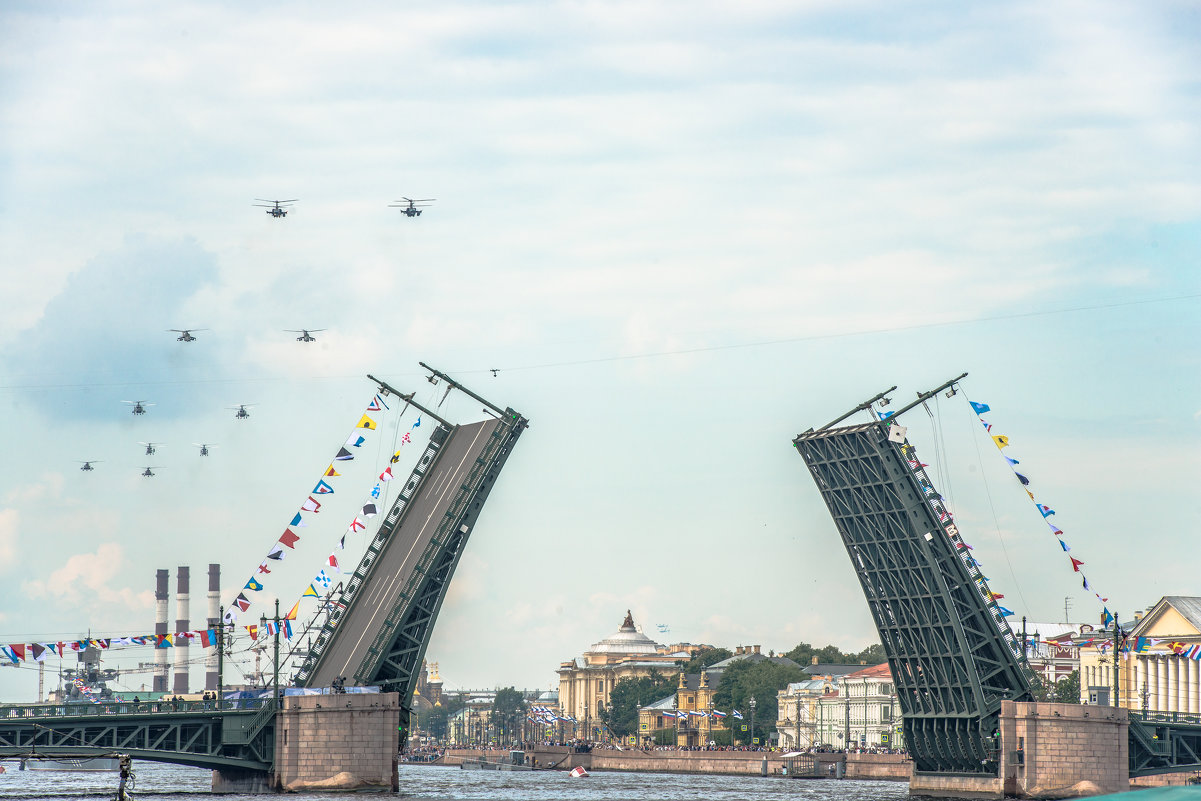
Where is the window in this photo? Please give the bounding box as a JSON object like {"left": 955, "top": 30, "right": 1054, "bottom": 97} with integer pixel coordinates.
{"left": 881, "top": 706, "right": 891, "bottom": 721}
{"left": 597, "top": 679, "right": 604, "bottom": 692}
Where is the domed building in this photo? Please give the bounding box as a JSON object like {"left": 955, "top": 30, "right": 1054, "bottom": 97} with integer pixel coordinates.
{"left": 556, "top": 611, "right": 709, "bottom": 741}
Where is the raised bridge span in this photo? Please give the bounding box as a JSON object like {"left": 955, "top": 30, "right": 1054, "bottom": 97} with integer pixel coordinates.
{"left": 0, "top": 365, "right": 527, "bottom": 781}
{"left": 793, "top": 378, "right": 1201, "bottom": 783}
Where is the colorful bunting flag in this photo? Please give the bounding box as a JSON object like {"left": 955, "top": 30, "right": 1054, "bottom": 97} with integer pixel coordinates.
{"left": 346, "top": 435, "right": 366, "bottom": 448}
{"left": 303, "top": 584, "right": 320, "bottom": 598}
{"left": 301, "top": 496, "right": 322, "bottom": 513}
{"left": 267, "top": 544, "right": 287, "bottom": 560}
{"left": 279, "top": 529, "right": 301, "bottom": 549}
{"left": 356, "top": 414, "right": 377, "bottom": 430}
{"left": 285, "top": 601, "right": 299, "bottom": 620}
{"left": 313, "top": 479, "right": 335, "bottom": 495}
{"left": 334, "top": 448, "right": 354, "bottom": 461}
{"left": 348, "top": 517, "right": 366, "bottom": 533}
{"left": 324, "top": 465, "right": 340, "bottom": 477}
{"left": 361, "top": 503, "right": 378, "bottom": 518}
{"left": 1070, "top": 557, "right": 1084, "bottom": 573}
{"left": 367, "top": 394, "right": 389, "bottom": 412}
{"left": 970, "top": 401, "right": 991, "bottom": 415}
{"left": 371, "top": 483, "right": 381, "bottom": 498}
{"left": 992, "top": 435, "right": 1010, "bottom": 449}
{"left": 234, "top": 593, "right": 251, "bottom": 611}
{"left": 412, "top": 416, "right": 422, "bottom": 428}
{"left": 245, "top": 577, "right": 264, "bottom": 592}
{"left": 379, "top": 467, "right": 393, "bottom": 482}
{"left": 327, "top": 554, "right": 340, "bottom": 573}
{"left": 1037, "top": 504, "right": 1055, "bottom": 517}
{"left": 290, "top": 513, "right": 307, "bottom": 528}
{"left": 314, "top": 570, "right": 332, "bottom": 589}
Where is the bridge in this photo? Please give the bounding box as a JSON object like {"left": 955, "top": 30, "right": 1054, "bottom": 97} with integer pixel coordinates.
{"left": 0, "top": 698, "right": 275, "bottom": 771}
{"left": 0, "top": 365, "right": 527, "bottom": 788}
{"left": 794, "top": 377, "right": 1201, "bottom": 791}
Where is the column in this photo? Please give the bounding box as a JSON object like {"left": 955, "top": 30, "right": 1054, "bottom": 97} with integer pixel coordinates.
{"left": 1141, "top": 657, "right": 1150, "bottom": 711}
{"left": 1160, "top": 656, "right": 1169, "bottom": 712}
{"left": 1191, "top": 658, "right": 1200, "bottom": 715}
{"left": 1151, "top": 658, "right": 1160, "bottom": 711}
{"left": 1172, "top": 657, "right": 1181, "bottom": 713}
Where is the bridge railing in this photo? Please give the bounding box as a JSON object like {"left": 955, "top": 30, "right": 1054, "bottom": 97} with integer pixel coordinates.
{"left": 0, "top": 697, "right": 273, "bottom": 719}
{"left": 1131, "top": 710, "right": 1201, "bottom": 726}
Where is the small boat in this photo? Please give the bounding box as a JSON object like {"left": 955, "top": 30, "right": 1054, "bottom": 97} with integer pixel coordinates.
{"left": 569, "top": 766, "right": 589, "bottom": 778}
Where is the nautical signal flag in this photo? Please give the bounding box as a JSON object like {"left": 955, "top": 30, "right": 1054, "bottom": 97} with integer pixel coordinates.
{"left": 290, "top": 513, "right": 307, "bottom": 528}
{"left": 1014, "top": 472, "right": 1030, "bottom": 486}
{"left": 303, "top": 584, "right": 319, "bottom": 598}
{"left": 1038, "top": 504, "right": 1055, "bottom": 517}
{"left": 324, "top": 465, "right": 340, "bottom": 477}
{"left": 390, "top": 451, "right": 400, "bottom": 464}
{"left": 1071, "top": 557, "right": 1085, "bottom": 572}
{"left": 356, "top": 414, "right": 376, "bottom": 430}
{"left": 361, "top": 503, "right": 378, "bottom": 518}
{"left": 301, "top": 496, "right": 322, "bottom": 513}
{"left": 348, "top": 517, "right": 366, "bottom": 533}
{"left": 334, "top": 447, "right": 354, "bottom": 461}
{"left": 313, "top": 479, "right": 335, "bottom": 495}
{"left": 367, "top": 394, "right": 389, "bottom": 412}
{"left": 267, "top": 544, "right": 287, "bottom": 561}
{"left": 279, "top": 529, "right": 301, "bottom": 549}
{"left": 246, "top": 625, "right": 258, "bottom": 641}
{"left": 412, "top": 416, "right": 421, "bottom": 428}
{"left": 244, "top": 577, "right": 264, "bottom": 592}
{"left": 346, "top": 435, "right": 366, "bottom": 448}
{"left": 970, "top": 401, "right": 991, "bottom": 415}
{"left": 992, "top": 435, "right": 1010, "bottom": 449}
{"left": 315, "top": 570, "right": 332, "bottom": 589}
{"left": 327, "top": 554, "right": 340, "bottom": 573}
{"left": 379, "top": 466, "right": 393, "bottom": 482}
{"left": 257, "top": 562, "right": 272, "bottom": 574}
{"left": 286, "top": 601, "right": 299, "bottom": 620}
{"left": 234, "top": 593, "right": 251, "bottom": 611}
{"left": 371, "top": 483, "right": 381, "bottom": 498}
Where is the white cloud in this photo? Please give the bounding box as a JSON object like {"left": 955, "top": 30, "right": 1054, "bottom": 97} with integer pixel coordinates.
{"left": 24, "top": 544, "right": 152, "bottom": 611}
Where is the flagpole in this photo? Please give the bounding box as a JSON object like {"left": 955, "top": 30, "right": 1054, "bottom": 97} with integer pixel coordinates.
{"left": 273, "top": 599, "right": 281, "bottom": 708}
{"left": 217, "top": 606, "right": 224, "bottom": 712}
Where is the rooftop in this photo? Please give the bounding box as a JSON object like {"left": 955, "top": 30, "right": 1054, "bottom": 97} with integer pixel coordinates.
{"left": 586, "top": 610, "right": 661, "bottom": 655}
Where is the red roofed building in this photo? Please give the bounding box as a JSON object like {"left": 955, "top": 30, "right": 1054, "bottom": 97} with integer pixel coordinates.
{"left": 813, "top": 662, "right": 904, "bottom": 750}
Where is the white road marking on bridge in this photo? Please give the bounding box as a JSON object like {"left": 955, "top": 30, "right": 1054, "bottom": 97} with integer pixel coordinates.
{"left": 323, "top": 423, "right": 491, "bottom": 681}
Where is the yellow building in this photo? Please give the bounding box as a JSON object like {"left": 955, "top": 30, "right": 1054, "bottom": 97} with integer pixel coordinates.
{"left": 1078, "top": 596, "right": 1201, "bottom": 712}
{"left": 637, "top": 670, "right": 728, "bottom": 747}
{"left": 557, "top": 610, "right": 706, "bottom": 741}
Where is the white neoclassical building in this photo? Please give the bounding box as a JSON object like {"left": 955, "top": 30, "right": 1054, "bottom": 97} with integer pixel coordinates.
{"left": 1079, "top": 596, "right": 1201, "bottom": 713}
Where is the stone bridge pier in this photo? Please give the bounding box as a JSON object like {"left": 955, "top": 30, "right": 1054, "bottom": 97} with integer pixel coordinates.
{"left": 213, "top": 692, "right": 400, "bottom": 793}
{"left": 911, "top": 701, "right": 1129, "bottom": 799}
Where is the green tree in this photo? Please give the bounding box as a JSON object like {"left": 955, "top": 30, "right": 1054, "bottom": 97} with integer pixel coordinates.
{"left": 783, "top": 640, "right": 885, "bottom": 667}
{"left": 1052, "top": 670, "right": 1081, "bottom": 704}
{"left": 602, "top": 671, "right": 676, "bottom": 737}
{"left": 492, "top": 687, "right": 526, "bottom": 746}
{"left": 712, "top": 659, "right": 808, "bottom": 744}
{"left": 418, "top": 692, "right": 465, "bottom": 740}
{"left": 678, "top": 647, "right": 733, "bottom": 674}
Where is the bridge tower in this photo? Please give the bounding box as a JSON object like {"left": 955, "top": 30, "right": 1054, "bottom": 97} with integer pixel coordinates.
{"left": 793, "top": 377, "right": 1032, "bottom": 776}
{"left": 295, "top": 366, "right": 528, "bottom": 744}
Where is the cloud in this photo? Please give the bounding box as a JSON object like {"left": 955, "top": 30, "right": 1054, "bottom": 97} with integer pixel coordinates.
{"left": 24, "top": 543, "right": 152, "bottom": 611}
{"left": 0, "top": 508, "right": 16, "bottom": 565}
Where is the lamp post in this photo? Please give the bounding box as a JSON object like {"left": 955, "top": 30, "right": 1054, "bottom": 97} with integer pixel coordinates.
{"left": 749, "top": 696, "right": 757, "bottom": 749}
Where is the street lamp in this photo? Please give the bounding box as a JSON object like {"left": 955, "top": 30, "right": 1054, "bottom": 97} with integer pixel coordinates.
{"left": 749, "top": 696, "right": 757, "bottom": 749}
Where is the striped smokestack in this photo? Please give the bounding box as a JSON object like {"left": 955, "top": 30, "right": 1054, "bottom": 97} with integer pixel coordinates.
{"left": 173, "top": 566, "right": 189, "bottom": 694}
{"left": 154, "top": 569, "right": 169, "bottom": 693}
{"left": 206, "top": 563, "right": 220, "bottom": 691}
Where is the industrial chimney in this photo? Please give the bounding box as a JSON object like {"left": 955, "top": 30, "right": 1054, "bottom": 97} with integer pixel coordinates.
{"left": 173, "top": 566, "right": 189, "bottom": 694}
{"left": 206, "top": 563, "right": 220, "bottom": 691}
{"left": 154, "top": 569, "right": 169, "bottom": 693}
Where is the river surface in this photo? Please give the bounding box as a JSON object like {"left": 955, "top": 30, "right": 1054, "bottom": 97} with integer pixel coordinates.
{"left": 0, "top": 759, "right": 959, "bottom": 800}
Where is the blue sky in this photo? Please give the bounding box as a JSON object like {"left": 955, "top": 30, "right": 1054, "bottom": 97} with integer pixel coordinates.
{"left": 0, "top": 1, "right": 1198, "bottom": 700}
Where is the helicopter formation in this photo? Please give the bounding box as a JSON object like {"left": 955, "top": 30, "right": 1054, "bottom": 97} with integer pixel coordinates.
{"left": 254, "top": 197, "right": 436, "bottom": 219}
{"left": 165, "top": 329, "right": 327, "bottom": 343}
{"left": 79, "top": 400, "right": 248, "bottom": 475}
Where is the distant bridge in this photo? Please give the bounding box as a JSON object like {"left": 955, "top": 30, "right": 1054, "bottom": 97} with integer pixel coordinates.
{"left": 794, "top": 378, "right": 1201, "bottom": 780}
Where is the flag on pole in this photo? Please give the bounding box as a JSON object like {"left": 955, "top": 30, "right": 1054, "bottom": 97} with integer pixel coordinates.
{"left": 285, "top": 601, "right": 299, "bottom": 620}
{"left": 970, "top": 401, "right": 991, "bottom": 415}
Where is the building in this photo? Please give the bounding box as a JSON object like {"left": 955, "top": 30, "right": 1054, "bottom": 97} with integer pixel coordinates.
{"left": 776, "top": 678, "right": 833, "bottom": 750}
{"left": 411, "top": 660, "right": 444, "bottom": 713}
{"left": 556, "top": 610, "right": 706, "bottom": 741}
{"left": 812, "top": 663, "right": 904, "bottom": 750}
{"left": 1078, "top": 596, "right": 1201, "bottom": 712}
{"left": 636, "top": 670, "right": 728, "bottom": 747}
{"left": 1019, "top": 622, "right": 1084, "bottom": 690}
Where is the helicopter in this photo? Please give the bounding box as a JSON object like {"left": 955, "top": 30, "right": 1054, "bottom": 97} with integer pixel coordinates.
{"left": 389, "top": 198, "right": 435, "bottom": 217}
{"left": 254, "top": 199, "right": 297, "bottom": 218}
{"left": 169, "top": 329, "right": 206, "bottom": 342}
{"left": 194, "top": 443, "right": 216, "bottom": 456}
{"left": 286, "top": 329, "right": 325, "bottom": 342}
{"left": 78, "top": 461, "right": 101, "bottom": 471}
{"left": 138, "top": 441, "right": 161, "bottom": 456}
{"left": 122, "top": 400, "right": 154, "bottom": 415}
{"left": 229, "top": 404, "right": 254, "bottom": 420}
{"left": 141, "top": 466, "right": 164, "bottom": 478}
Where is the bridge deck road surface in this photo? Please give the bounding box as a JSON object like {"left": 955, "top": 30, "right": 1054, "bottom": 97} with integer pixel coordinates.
{"left": 307, "top": 419, "right": 501, "bottom": 688}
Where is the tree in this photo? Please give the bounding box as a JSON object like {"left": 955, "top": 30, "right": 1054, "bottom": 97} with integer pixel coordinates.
{"left": 1052, "top": 670, "right": 1081, "bottom": 704}
{"left": 712, "top": 659, "right": 808, "bottom": 744}
{"left": 678, "top": 647, "right": 733, "bottom": 674}
{"left": 492, "top": 687, "right": 526, "bottom": 746}
{"left": 783, "top": 640, "right": 886, "bottom": 667}
{"left": 602, "top": 671, "right": 676, "bottom": 737}
{"left": 418, "top": 692, "right": 465, "bottom": 740}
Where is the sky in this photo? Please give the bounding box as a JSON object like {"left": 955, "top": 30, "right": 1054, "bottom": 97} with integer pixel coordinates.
{"left": 0, "top": 1, "right": 1198, "bottom": 702}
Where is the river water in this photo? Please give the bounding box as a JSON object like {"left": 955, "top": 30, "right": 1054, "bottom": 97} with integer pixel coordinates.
{"left": 0, "top": 759, "right": 943, "bottom": 800}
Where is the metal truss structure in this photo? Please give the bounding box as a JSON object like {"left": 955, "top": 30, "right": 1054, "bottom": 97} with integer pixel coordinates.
{"left": 0, "top": 699, "right": 275, "bottom": 771}
{"left": 1130, "top": 712, "right": 1201, "bottom": 776}
{"left": 295, "top": 366, "right": 527, "bottom": 740}
{"left": 794, "top": 387, "right": 1032, "bottom": 775}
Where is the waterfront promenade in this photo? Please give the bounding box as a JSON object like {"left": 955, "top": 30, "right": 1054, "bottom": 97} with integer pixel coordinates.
{"left": 438, "top": 746, "right": 912, "bottom": 780}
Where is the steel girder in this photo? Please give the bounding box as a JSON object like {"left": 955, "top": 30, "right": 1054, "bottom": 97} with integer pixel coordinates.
{"left": 1130, "top": 712, "right": 1201, "bottom": 776}
{"left": 0, "top": 705, "right": 274, "bottom": 771}
{"left": 794, "top": 421, "right": 1032, "bottom": 775}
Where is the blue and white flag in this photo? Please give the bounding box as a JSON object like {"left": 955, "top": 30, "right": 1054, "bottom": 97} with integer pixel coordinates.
{"left": 314, "top": 569, "right": 332, "bottom": 589}
{"left": 411, "top": 416, "right": 422, "bottom": 429}
{"left": 970, "top": 401, "right": 991, "bottom": 415}
{"left": 732, "top": 710, "right": 744, "bottom": 720}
